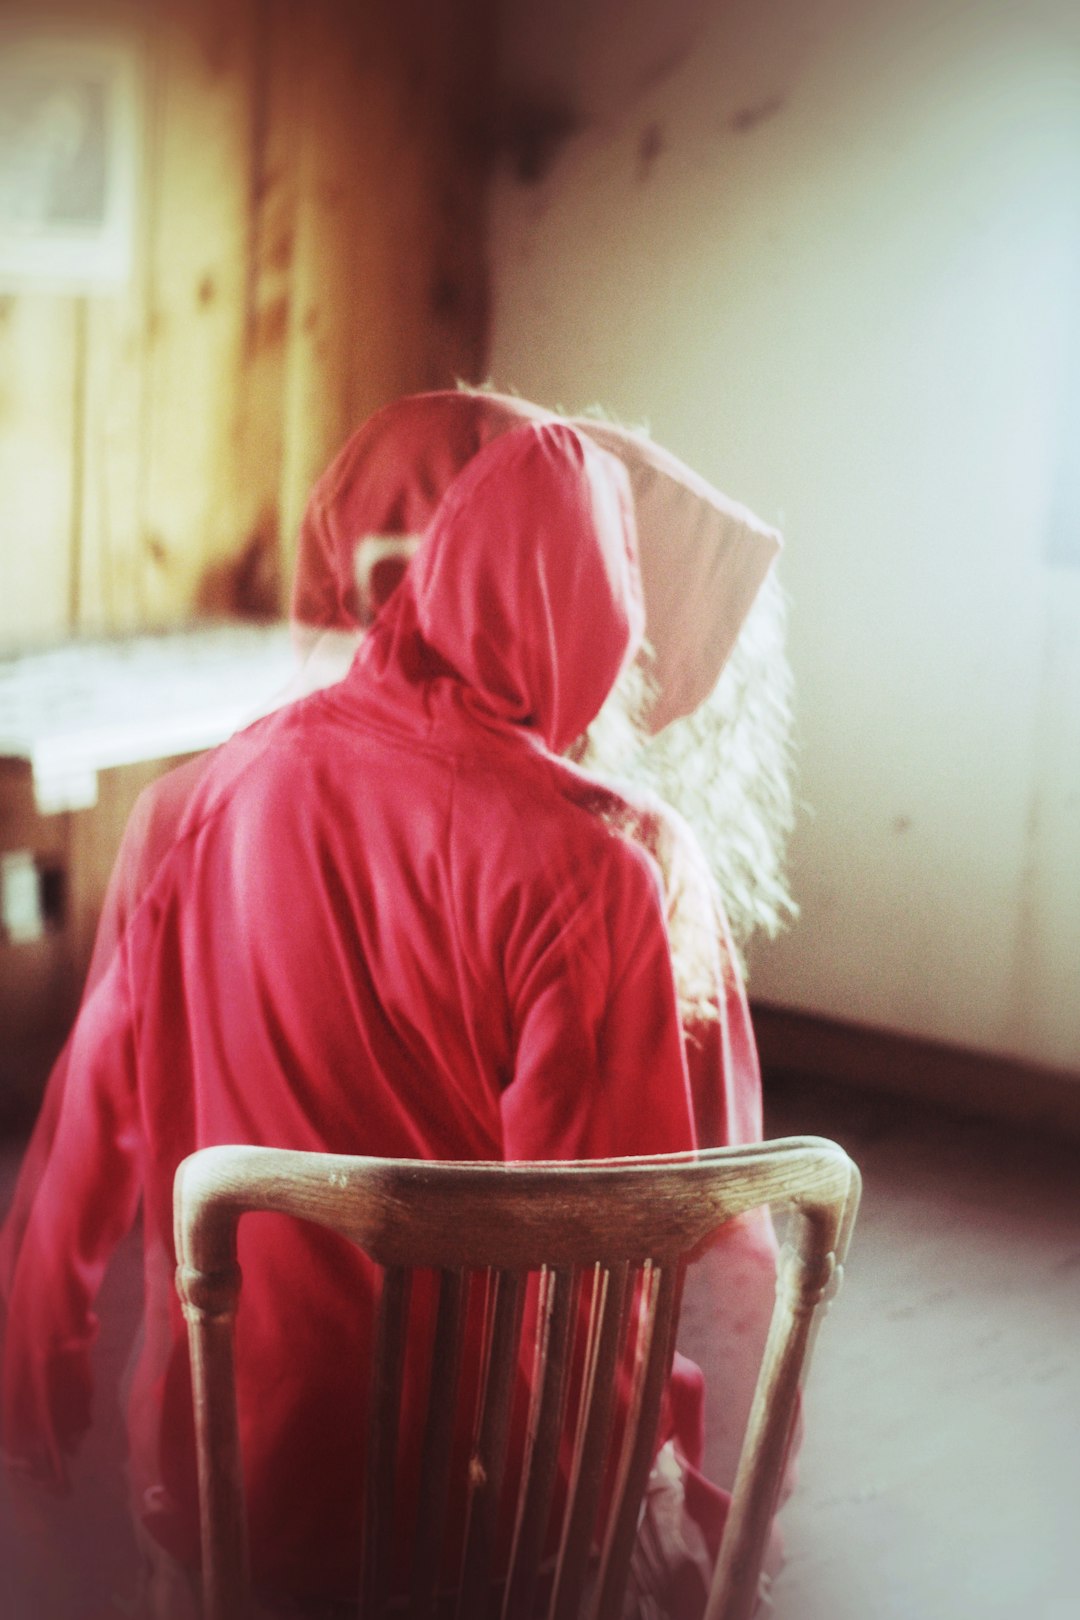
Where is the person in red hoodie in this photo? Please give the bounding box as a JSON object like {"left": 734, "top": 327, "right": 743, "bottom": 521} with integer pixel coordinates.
{"left": 2, "top": 403, "right": 791, "bottom": 1616}
{"left": 1, "top": 389, "right": 787, "bottom": 1310}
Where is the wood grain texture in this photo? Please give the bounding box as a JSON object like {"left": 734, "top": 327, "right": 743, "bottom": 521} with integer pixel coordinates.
{"left": 174, "top": 1138, "right": 859, "bottom": 1620}
{"left": 593, "top": 1262, "right": 683, "bottom": 1620}
{"left": 408, "top": 1267, "right": 468, "bottom": 1619}
{"left": 175, "top": 1253, "right": 247, "bottom": 1620}
{"left": 0, "top": 295, "right": 80, "bottom": 646}
{"left": 139, "top": 0, "right": 260, "bottom": 623}
{"left": 502, "top": 1265, "right": 576, "bottom": 1618}
{"left": 456, "top": 1267, "right": 526, "bottom": 1619}
{"left": 78, "top": 284, "right": 151, "bottom": 634}
{"left": 550, "top": 1261, "right": 630, "bottom": 1620}
{"left": 361, "top": 1265, "right": 412, "bottom": 1620}
{"left": 0, "top": 0, "right": 493, "bottom": 650}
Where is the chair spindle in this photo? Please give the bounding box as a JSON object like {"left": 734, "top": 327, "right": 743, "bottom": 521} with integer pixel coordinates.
{"left": 361, "top": 1265, "right": 412, "bottom": 1620}
{"left": 456, "top": 1268, "right": 527, "bottom": 1619}
{"left": 408, "top": 1267, "right": 468, "bottom": 1620}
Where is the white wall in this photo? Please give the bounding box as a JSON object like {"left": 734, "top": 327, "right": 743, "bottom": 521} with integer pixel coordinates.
{"left": 490, "top": 0, "right": 1080, "bottom": 1073}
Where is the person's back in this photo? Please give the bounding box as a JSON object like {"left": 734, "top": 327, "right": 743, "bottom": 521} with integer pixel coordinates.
{"left": 3, "top": 423, "right": 709, "bottom": 1606}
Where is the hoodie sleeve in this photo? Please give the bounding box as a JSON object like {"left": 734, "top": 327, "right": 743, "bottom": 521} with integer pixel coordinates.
{"left": 0, "top": 764, "right": 198, "bottom": 1313}
{"left": 1, "top": 940, "right": 141, "bottom": 1491}
{"left": 500, "top": 838, "right": 697, "bottom": 1162}
{"left": 678, "top": 890, "right": 766, "bottom": 1152}
{"left": 629, "top": 797, "right": 766, "bottom": 1153}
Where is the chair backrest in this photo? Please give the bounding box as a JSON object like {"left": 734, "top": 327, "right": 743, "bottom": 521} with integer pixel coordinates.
{"left": 173, "top": 1137, "right": 859, "bottom": 1620}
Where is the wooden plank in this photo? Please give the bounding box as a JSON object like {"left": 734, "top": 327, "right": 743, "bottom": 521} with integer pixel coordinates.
{"left": 550, "top": 1262, "right": 631, "bottom": 1620}
{"left": 174, "top": 1237, "right": 248, "bottom": 1620}
{"left": 455, "top": 1267, "right": 526, "bottom": 1620}
{"left": 77, "top": 0, "right": 292, "bottom": 632}
{"left": 594, "top": 1263, "right": 684, "bottom": 1620}
{"left": 139, "top": 0, "right": 264, "bottom": 625}
{"left": 226, "top": 0, "right": 301, "bottom": 617}
{"left": 382, "top": 0, "right": 496, "bottom": 392}
{"left": 502, "top": 1265, "right": 576, "bottom": 1620}
{"left": 361, "top": 1265, "right": 412, "bottom": 1620}
{"left": 53, "top": 0, "right": 153, "bottom": 635}
{"left": 0, "top": 295, "right": 80, "bottom": 649}
{"left": 78, "top": 278, "right": 150, "bottom": 634}
{"left": 276, "top": 0, "right": 399, "bottom": 552}
{"left": 277, "top": 0, "right": 495, "bottom": 560}
{"left": 408, "top": 1267, "right": 468, "bottom": 1620}
{"left": 2, "top": 0, "right": 494, "bottom": 648}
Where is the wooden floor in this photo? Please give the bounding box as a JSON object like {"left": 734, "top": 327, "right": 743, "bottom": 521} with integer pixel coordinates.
{"left": 1, "top": 1073, "right": 1077, "bottom": 1618}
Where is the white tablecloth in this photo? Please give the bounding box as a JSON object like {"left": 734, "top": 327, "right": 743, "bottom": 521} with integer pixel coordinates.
{"left": 0, "top": 624, "right": 295, "bottom": 812}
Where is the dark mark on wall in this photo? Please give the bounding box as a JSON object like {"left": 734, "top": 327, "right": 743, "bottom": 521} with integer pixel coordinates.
{"left": 197, "top": 274, "right": 215, "bottom": 307}
{"left": 267, "top": 228, "right": 294, "bottom": 275}
{"left": 197, "top": 521, "right": 280, "bottom": 620}
{"left": 436, "top": 175, "right": 470, "bottom": 226}
{"left": 457, "top": 106, "right": 499, "bottom": 173}
{"left": 497, "top": 92, "right": 583, "bottom": 185}
{"left": 636, "top": 42, "right": 693, "bottom": 96}
{"left": 146, "top": 534, "right": 168, "bottom": 567}
{"left": 892, "top": 815, "right": 912, "bottom": 835}
{"left": 637, "top": 122, "right": 664, "bottom": 180}
{"left": 203, "top": 12, "right": 241, "bottom": 79}
{"left": 430, "top": 274, "right": 462, "bottom": 321}
{"left": 730, "top": 96, "right": 784, "bottom": 134}
{"left": 255, "top": 296, "right": 289, "bottom": 352}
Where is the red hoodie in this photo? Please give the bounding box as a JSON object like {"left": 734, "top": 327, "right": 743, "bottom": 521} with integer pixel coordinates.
{"left": 0, "top": 424, "right": 723, "bottom": 1598}
{"left": 0, "top": 390, "right": 778, "bottom": 1285}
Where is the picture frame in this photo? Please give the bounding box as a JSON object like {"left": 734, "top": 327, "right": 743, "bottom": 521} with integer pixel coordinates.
{"left": 0, "top": 28, "right": 141, "bottom": 291}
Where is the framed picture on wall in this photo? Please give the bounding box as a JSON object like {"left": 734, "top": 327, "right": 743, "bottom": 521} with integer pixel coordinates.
{"left": 0, "top": 29, "right": 140, "bottom": 291}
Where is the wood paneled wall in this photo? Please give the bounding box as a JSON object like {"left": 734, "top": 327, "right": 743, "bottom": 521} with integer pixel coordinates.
{"left": 0, "top": 0, "right": 495, "bottom": 649}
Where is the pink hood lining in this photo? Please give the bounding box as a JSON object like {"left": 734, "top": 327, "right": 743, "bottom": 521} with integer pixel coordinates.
{"left": 290, "top": 391, "right": 780, "bottom": 734}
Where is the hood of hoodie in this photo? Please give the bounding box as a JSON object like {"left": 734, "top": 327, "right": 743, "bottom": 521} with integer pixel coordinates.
{"left": 358, "top": 421, "right": 643, "bottom": 755}
{"left": 290, "top": 391, "right": 551, "bottom": 637}
{"left": 290, "top": 390, "right": 780, "bottom": 734}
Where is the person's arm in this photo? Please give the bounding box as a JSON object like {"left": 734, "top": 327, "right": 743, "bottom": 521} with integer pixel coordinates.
{"left": 0, "top": 773, "right": 172, "bottom": 1309}
{"left": 681, "top": 887, "right": 765, "bottom": 1151}
{"left": 500, "top": 839, "right": 696, "bottom": 1163}
{"left": 634, "top": 798, "right": 764, "bottom": 1152}
{"left": 1, "top": 942, "right": 141, "bottom": 1491}
{"left": 649, "top": 817, "right": 797, "bottom": 1528}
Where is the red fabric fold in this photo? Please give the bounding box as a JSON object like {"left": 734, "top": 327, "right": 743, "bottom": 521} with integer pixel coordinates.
{"left": 1, "top": 402, "right": 788, "bottom": 1604}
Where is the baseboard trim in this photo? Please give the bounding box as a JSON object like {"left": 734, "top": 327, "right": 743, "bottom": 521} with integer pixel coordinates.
{"left": 750, "top": 1001, "right": 1080, "bottom": 1143}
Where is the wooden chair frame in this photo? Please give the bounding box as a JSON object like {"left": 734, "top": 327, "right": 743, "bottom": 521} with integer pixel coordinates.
{"left": 174, "top": 1137, "right": 860, "bottom": 1620}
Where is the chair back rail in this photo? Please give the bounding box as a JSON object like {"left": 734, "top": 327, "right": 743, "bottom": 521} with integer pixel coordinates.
{"left": 174, "top": 1139, "right": 860, "bottom": 1620}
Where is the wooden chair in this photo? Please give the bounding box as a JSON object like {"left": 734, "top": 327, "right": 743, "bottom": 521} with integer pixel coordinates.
{"left": 173, "top": 1137, "right": 860, "bottom": 1620}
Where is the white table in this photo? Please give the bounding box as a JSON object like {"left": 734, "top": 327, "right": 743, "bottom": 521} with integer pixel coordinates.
{"left": 0, "top": 623, "right": 295, "bottom": 815}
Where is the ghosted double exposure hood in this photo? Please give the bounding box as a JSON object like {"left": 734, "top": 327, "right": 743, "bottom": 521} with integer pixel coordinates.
{"left": 291, "top": 389, "right": 780, "bottom": 736}
{"left": 355, "top": 420, "right": 644, "bottom": 755}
